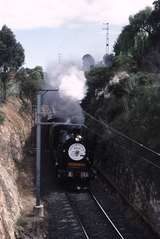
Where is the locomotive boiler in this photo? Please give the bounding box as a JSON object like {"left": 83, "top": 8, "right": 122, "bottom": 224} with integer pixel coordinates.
{"left": 48, "top": 123, "right": 92, "bottom": 185}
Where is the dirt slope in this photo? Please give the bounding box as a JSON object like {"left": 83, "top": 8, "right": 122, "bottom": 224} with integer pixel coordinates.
{"left": 0, "top": 98, "right": 35, "bottom": 239}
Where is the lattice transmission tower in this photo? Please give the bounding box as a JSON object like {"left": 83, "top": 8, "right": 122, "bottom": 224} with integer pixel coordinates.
{"left": 102, "top": 22, "right": 109, "bottom": 55}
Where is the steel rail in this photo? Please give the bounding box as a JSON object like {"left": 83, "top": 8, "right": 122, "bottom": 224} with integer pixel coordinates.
{"left": 88, "top": 190, "right": 125, "bottom": 239}
{"left": 95, "top": 167, "right": 160, "bottom": 238}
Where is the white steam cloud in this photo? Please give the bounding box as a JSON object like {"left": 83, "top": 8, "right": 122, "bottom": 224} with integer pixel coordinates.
{"left": 47, "top": 63, "right": 87, "bottom": 101}
{"left": 43, "top": 63, "right": 87, "bottom": 124}
{"left": 59, "top": 67, "right": 86, "bottom": 100}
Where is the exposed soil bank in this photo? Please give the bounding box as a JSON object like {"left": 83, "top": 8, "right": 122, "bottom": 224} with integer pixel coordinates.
{"left": 0, "top": 98, "right": 35, "bottom": 239}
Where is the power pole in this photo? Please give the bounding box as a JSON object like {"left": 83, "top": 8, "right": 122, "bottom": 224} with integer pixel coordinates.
{"left": 34, "top": 89, "right": 58, "bottom": 217}
{"left": 102, "top": 22, "right": 109, "bottom": 55}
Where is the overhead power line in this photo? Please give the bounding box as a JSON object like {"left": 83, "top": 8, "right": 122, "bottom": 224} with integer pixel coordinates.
{"left": 83, "top": 110, "right": 160, "bottom": 158}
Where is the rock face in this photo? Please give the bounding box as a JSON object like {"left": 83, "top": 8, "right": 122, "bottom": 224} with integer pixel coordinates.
{"left": 0, "top": 98, "right": 33, "bottom": 239}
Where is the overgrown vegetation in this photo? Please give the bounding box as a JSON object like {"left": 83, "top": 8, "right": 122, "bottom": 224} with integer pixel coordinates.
{"left": 83, "top": 0, "right": 160, "bottom": 152}
{"left": 114, "top": 0, "right": 160, "bottom": 72}
{"left": 16, "top": 66, "right": 44, "bottom": 104}
{"left": 0, "top": 111, "right": 5, "bottom": 124}
{"left": 0, "top": 25, "right": 44, "bottom": 105}
{"left": 16, "top": 216, "right": 28, "bottom": 228}
{"left": 0, "top": 25, "right": 24, "bottom": 101}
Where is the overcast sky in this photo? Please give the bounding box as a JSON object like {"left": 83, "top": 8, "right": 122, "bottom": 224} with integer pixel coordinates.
{"left": 1, "top": 0, "right": 154, "bottom": 68}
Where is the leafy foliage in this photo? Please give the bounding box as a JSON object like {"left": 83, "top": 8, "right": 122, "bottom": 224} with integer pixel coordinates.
{"left": 113, "top": 55, "right": 137, "bottom": 72}
{"left": 82, "top": 67, "right": 113, "bottom": 113}
{"left": 109, "top": 73, "right": 160, "bottom": 151}
{"left": 0, "top": 25, "right": 24, "bottom": 101}
{"left": 16, "top": 66, "right": 44, "bottom": 104}
{"left": 0, "top": 111, "right": 5, "bottom": 124}
{"left": 114, "top": 3, "right": 160, "bottom": 72}
{"left": 148, "top": 0, "right": 160, "bottom": 45}
{"left": 83, "top": 66, "right": 160, "bottom": 150}
{"left": 114, "top": 7, "right": 152, "bottom": 67}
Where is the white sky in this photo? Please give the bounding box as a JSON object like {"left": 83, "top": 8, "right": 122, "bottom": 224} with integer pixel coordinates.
{"left": 1, "top": 0, "right": 153, "bottom": 30}
{"left": 0, "top": 0, "right": 154, "bottom": 67}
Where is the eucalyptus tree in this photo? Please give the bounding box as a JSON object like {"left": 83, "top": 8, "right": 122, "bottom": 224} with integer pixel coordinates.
{"left": 148, "top": 0, "right": 160, "bottom": 47}
{"left": 0, "top": 25, "right": 24, "bottom": 101}
{"left": 16, "top": 66, "right": 44, "bottom": 104}
{"left": 114, "top": 7, "right": 152, "bottom": 66}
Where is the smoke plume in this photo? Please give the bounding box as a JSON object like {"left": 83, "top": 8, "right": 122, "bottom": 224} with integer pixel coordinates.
{"left": 43, "top": 63, "right": 87, "bottom": 124}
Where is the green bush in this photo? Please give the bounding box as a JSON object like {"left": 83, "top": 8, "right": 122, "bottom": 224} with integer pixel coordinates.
{"left": 16, "top": 216, "right": 28, "bottom": 227}
{"left": 0, "top": 111, "right": 5, "bottom": 124}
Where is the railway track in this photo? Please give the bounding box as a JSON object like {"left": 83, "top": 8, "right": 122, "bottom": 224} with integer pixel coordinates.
{"left": 88, "top": 190, "right": 125, "bottom": 239}
{"left": 91, "top": 167, "right": 160, "bottom": 239}
{"left": 66, "top": 190, "right": 125, "bottom": 239}
{"left": 47, "top": 190, "right": 125, "bottom": 238}
{"left": 46, "top": 168, "right": 159, "bottom": 238}
{"left": 66, "top": 192, "right": 90, "bottom": 239}
{"left": 47, "top": 185, "right": 159, "bottom": 239}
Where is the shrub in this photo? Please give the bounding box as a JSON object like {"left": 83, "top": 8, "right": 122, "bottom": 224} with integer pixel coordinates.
{"left": 0, "top": 111, "right": 5, "bottom": 124}
{"left": 16, "top": 216, "right": 28, "bottom": 227}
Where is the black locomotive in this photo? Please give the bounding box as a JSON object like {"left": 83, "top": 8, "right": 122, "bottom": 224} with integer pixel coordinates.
{"left": 48, "top": 123, "right": 92, "bottom": 185}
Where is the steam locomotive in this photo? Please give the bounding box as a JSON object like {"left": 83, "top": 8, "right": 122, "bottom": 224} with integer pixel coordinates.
{"left": 41, "top": 120, "right": 93, "bottom": 186}
{"left": 49, "top": 123, "right": 92, "bottom": 185}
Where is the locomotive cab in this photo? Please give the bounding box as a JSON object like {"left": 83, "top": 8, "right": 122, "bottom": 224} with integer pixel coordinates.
{"left": 49, "top": 124, "right": 92, "bottom": 184}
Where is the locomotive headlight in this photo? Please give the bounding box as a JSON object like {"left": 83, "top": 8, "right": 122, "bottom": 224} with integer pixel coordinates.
{"left": 75, "top": 135, "right": 82, "bottom": 142}
{"left": 68, "top": 143, "right": 86, "bottom": 161}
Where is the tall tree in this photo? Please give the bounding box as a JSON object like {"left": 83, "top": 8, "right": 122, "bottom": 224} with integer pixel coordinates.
{"left": 114, "top": 7, "right": 152, "bottom": 65}
{"left": 0, "top": 25, "right": 24, "bottom": 101}
{"left": 148, "top": 0, "right": 160, "bottom": 46}
{"left": 16, "top": 66, "right": 44, "bottom": 104}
